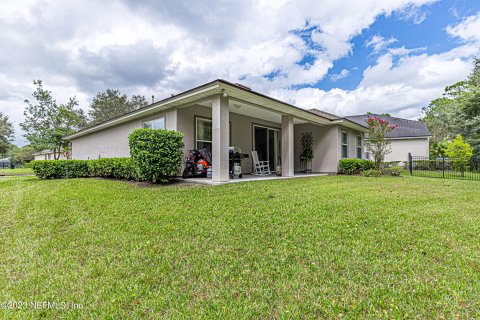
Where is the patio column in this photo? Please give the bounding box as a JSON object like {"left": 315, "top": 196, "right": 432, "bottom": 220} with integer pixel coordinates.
{"left": 211, "top": 94, "right": 230, "bottom": 182}
{"left": 281, "top": 114, "right": 294, "bottom": 177}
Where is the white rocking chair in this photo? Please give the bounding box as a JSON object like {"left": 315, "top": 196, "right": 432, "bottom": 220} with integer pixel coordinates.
{"left": 251, "top": 151, "right": 271, "bottom": 176}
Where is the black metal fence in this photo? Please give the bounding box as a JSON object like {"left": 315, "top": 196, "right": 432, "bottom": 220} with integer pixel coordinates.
{"left": 408, "top": 154, "right": 480, "bottom": 181}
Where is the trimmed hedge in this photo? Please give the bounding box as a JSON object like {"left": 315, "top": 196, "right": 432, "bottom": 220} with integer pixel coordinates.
{"left": 88, "top": 158, "right": 138, "bottom": 180}
{"left": 32, "top": 158, "right": 138, "bottom": 180}
{"left": 412, "top": 160, "right": 437, "bottom": 171}
{"left": 32, "top": 160, "right": 90, "bottom": 179}
{"left": 129, "top": 128, "right": 184, "bottom": 183}
{"left": 338, "top": 158, "right": 376, "bottom": 175}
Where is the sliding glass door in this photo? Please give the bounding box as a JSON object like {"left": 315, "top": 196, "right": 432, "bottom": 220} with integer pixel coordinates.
{"left": 253, "top": 125, "right": 280, "bottom": 171}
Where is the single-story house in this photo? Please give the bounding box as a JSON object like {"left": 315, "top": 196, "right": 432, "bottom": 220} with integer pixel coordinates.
{"left": 33, "top": 149, "right": 68, "bottom": 161}
{"left": 65, "top": 80, "right": 369, "bottom": 183}
{"left": 344, "top": 114, "right": 431, "bottom": 162}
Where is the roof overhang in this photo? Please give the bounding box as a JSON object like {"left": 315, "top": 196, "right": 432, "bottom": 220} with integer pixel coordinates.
{"left": 65, "top": 79, "right": 359, "bottom": 140}
{"left": 331, "top": 119, "right": 369, "bottom": 133}
{"left": 388, "top": 136, "right": 432, "bottom": 140}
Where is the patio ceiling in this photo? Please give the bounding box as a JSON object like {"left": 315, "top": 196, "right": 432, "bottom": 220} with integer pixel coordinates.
{"left": 196, "top": 99, "right": 309, "bottom": 125}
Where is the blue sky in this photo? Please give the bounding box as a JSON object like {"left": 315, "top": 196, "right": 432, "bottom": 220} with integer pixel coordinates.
{"left": 0, "top": 0, "right": 479, "bottom": 145}
{"left": 314, "top": 0, "right": 480, "bottom": 91}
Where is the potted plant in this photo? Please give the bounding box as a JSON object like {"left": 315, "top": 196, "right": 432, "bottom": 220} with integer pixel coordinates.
{"left": 275, "top": 156, "right": 282, "bottom": 176}
{"left": 300, "top": 132, "right": 314, "bottom": 172}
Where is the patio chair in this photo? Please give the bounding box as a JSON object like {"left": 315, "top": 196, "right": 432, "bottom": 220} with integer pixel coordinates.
{"left": 251, "top": 151, "right": 271, "bottom": 175}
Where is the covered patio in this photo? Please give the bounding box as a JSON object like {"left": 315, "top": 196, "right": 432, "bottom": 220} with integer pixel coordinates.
{"left": 173, "top": 84, "right": 335, "bottom": 184}
{"left": 176, "top": 172, "right": 329, "bottom": 185}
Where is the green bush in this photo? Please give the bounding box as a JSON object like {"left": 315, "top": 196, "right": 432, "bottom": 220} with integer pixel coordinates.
{"left": 382, "top": 166, "right": 403, "bottom": 176}
{"left": 88, "top": 158, "right": 138, "bottom": 180}
{"left": 129, "top": 128, "right": 184, "bottom": 183}
{"left": 32, "top": 160, "right": 90, "bottom": 179}
{"left": 338, "top": 158, "right": 376, "bottom": 175}
{"left": 413, "top": 160, "right": 437, "bottom": 170}
{"left": 362, "top": 169, "right": 382, "bottom": 177}
{"left": 383, "top": 161, "right": 401, "bottom": 168}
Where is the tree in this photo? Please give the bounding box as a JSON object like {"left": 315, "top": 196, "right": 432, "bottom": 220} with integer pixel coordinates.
{"left": 445, "top": 134, "right": 473, "bottom": 177}
{"left": 6, "top": 145, "right": 34, "bottom": 166}
{"left": 421, "top": 57, "right": 480, "bottom": 156}
{"left": 0, "top": 112, "right": 14, "bottom": 157}
{"left": 365, "top": 116, "right": 397, "bottom": 169}
{"left": 88, "top": 89, "right": 148, "bottom": 125}
{"left": 21, "top": 80, "right": 87, "bottom": 160}
{"left": 460, "top": 57, "right": 480, "bottom": 155}
{"left": 421, "top": 81, "right": 468, "bottom": 144}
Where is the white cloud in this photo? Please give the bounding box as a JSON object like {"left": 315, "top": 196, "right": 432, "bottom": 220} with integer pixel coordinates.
{"left": 0, "top": 0, "right": 450, "bottom": 144}
{"left": 271, "top": 44, "right": 476, "bottom": 119}
{"left": 330, "top": 69, "right": 351, "bottom": 81}
{"left": 366, "top": 35, "right": 398, "bottom": 53}
{"left": 446, "top": 12, "right": 480, "bottom": 42}
{"left": 396, "top": 3, "right": 431, "bottom": 24}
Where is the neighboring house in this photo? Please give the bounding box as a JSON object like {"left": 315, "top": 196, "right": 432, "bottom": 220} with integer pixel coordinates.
{"left": 33, "top": 149, "right": 68, "bottom": 161}
{"left": 344, "top": 114, "right": 431, "bottom": 162}
{"left": 65, "top": 79, "right": 367, "bottom": 183}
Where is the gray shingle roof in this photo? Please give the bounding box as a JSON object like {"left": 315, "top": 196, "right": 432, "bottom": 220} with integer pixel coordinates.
{"left": 308, "top": 108, "right": 341, "bottom": 120}
{"left": 344, "top": 114, "right": 431, "bottom": 138}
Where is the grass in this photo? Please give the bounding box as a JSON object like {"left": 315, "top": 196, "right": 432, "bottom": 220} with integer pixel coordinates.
{"left": 412, "top": 169, "right": 480, "bottom": 181}
{"left": 0, "top": 168, "right": 34, "bottom": 176}
{"left": 0, "top": 175, "right": 479, "bottom": 319}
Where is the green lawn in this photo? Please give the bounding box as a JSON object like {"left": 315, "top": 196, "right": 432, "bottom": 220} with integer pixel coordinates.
{"left": 0, "top": 168, "right": 34, "bottom": 176}
{"left": 412, "top": 169, "right": 480, "bottom": 181}
{"left": 0, "top": 175, "right": 479, "bottom": 319}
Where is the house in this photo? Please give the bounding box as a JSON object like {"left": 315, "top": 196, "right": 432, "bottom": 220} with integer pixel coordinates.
{"left": 344, "top": 114, "right": 431, "bottom": 162}
{"left": 65, "top": 80, "right": 368, "bottom": 183}
{"left": 33, "top": 149, "right": 68, "bottom": 161}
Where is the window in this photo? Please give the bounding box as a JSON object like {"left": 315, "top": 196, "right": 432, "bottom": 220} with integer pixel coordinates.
{"left": 196, "top": 117, "right": 212, "bottom": 151}
{"left": 341, "top": 131, "right": 348, "bottom": 158}
{"left": 143, "top": 117, "right": 165, "bottom": 130}
{"left": 356, "top": 134, "right": 363, "bottom": 159}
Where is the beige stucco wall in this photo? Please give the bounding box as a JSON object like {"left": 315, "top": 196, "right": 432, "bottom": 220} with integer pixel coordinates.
{"left": 71, "top": 112, "right": 167, "bottom": 160}
{"left": 294, "top": 123, "right": 341, "bottom": 173}
{"left": 385, "top": 138, "right": 429, "bottom": 162}
{"left": 177, "top": 105, "right": 281, "bottom": 174}
{"left": 343, "top": 127, "right": 364, "bottom": 160}
{"left": 71, "top": 103, "right": 362, "bottom": 174}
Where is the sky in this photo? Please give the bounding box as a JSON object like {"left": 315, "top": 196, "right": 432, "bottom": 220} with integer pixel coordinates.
{"left": 1, "top": 0, "right": 479, "bottom": 146}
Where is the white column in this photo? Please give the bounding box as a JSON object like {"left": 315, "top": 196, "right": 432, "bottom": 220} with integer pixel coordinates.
{"left": 281, "top": 114, "right": 294, "bottom": 177}
{"left": 165, "top": 108, "right": 177, "bottom": 131}
{"left": 212, "top": 95, "right": 230, "bottom": 182}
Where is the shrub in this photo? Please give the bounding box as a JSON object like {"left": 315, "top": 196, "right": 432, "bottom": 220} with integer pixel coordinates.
{"left": 413, "top": 160, "right": 437, "bottom": 171}
{"left": 383, "top": 161, "right": 401, "bottom": 168}
{"left": 382, "top": 166, "right": 403, "bottom": 176}
{"left": 88, "top": 158, "right": 138, "bottom": 180}
{"left": 338, "top": 158, "right": 376, "bottom": 175}
{"left": 362, "top": 169, "right": 382, "bottom": 177}
{"left": 32, "top": 160, "right": 89, "bottom": 179}
{"left": 129, "top": 128, "right": 184, "bottom": 183}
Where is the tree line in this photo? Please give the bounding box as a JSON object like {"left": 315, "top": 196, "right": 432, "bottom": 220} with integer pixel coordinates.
{"left": 0, "top": 80, "right": 149, "bottom": 164}
{"left": 421, "top": 57, "right": 480, "bottom": 158}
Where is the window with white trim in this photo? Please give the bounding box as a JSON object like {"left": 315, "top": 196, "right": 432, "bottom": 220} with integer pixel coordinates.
{"left": 143, "top": 117, "right": 165, "bottom": 130}
{"left": 341, "top": 131, "right": 348, "bottom": 158}
{"left": 356, "top": 134, "right": 363, "bottom": 159}
{"left": 196, "top": 117, "right": 212, "bottom": 151}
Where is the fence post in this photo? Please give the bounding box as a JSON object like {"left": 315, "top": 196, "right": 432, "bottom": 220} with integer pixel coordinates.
{"left": 408, "top": 153, "right": 413, "bottom": 176}
{"left": 442, "top": 157, "right": 445, "bottom": 179}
